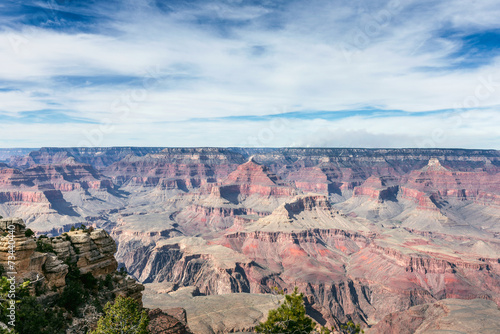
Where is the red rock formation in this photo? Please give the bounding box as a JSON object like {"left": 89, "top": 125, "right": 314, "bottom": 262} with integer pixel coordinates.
{"left": 0, "top": 191, "right": 50, "bottom": 204}
{"left": 22, "top": 160, "right": 112, "bottom": 191}
{"left": 9, "top": 150, "right": 73, "bottom": 168}
{"left": 367, "top": 298, "right": 500, "bottom": 334}
{"left": 173, "top": 202, "right": 269, "bottom": 235}
{"left": 0, "top": 159, "right": 112, "bottom": 193}
{"left": 104, "top": 148, "right": 245, "bottom": 187}
{"left": 224, "top": 158, "right": 278, "bottom": 186}
{"left": 2, "top": 147, "right": 500, "bottom": 332}
{"left": 281, "top": 193, "right": 332, "bottom": 213}
{"left": 400, "top": 187, "right": 440, "bottom": 211}
{"left": 287, "top": 167, "right": 329, "bottom": 195}
{"left": 404, "top": 158, "right": 499, "bottom": 203}
{"left": 219, "top": 158, "right": 296, "bottom": 198}
{"left": 147, "top": 309, "right": 192, "bottom": 334}
{"left": 175, "top": 205, "right": 242, "bottom": 233}
{"left": 214, "top": 227, "right": 500, "bottom": 325}
{"left": 475, "top": 191, "right": 500, "bottom": 207}
{"left": 352, "top": 176, "right": 399, "bottom": 203}
{"left": 0, "top": 168, "right": 34, "bottom": 187}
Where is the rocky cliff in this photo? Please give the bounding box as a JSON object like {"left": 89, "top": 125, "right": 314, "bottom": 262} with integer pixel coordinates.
{"left": 0, "top": 217, "right": 142, "bottom": 298}
{"left": 1, "top": 147, "right": 499, "bottom": 332}
{"left": 104, "top": 148, "right": 246, "bottom": 187}
{"left": 116, "top": 193, "right": 500, "bottom": 329}
{"left": 366, "top": 298, "right": 500, "bottom": 334}
{"left": 0, "top": 217, "right": 149, "bottom": 333}
{"left": 2, "top": 148, "right": 499, "bottom": 235}
{"left": 7, "top": 147, "right": 167, "bottom": 169}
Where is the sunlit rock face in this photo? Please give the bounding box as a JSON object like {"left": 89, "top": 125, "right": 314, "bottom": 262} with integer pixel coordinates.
{"left": 0, "top": 217, "right": 143, "bottom": 305}
{"left": 103, "top": 148, "right": 247, "bottom": 188}
{"left": 0, "top": 217, "right": 39, "bottom": 276}
{"left": 366, "top": 298, "right": 500, "bottom": 334}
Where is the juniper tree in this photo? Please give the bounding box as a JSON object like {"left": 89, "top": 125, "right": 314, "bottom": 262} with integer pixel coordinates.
{"left": 255, "top": 287, "right": 315, "bottom": 334}
{"left": 91, "top": 296, "right": 149, "bottom": 334}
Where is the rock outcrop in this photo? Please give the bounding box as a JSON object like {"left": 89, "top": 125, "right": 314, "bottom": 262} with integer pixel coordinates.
{"left": 404, "top": 158, "right": 499, "bottom": 203}
{"left": 42, "top": 228, "right": 119, "bottom": 277}
{"left": 287, "top": 167, "right": 330, "bottom": 195}
{"left": 367, "top": 298, "right": 500, "bottom": 334}
{"left": 218, "top": 158, "right": 296, "bottom": 199}
{"left": 147, "top": 308, "right": 192, "bottom": 334}
{"left": 0, "top": 217, "right": 143, "bottom": 302}
{"left": 242, "top": 194, "right": 368, "bottom": 232}
{"left": 0, "top": 217, "right": 40, "bottom": 270}
{"left": 135, "top": 236, "right": 254, "bottom": 295}
{"left": 352, "top": 176, "right": 399, "bottom": 202}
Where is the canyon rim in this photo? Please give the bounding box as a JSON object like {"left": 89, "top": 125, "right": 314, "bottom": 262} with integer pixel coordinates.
{"left": 0, "top": 147, "right": 499, "bottom": 333}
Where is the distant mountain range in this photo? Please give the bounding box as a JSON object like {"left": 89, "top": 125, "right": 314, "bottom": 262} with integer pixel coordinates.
{"left": 0, "top": 147, "right": 499, "bottom": 332}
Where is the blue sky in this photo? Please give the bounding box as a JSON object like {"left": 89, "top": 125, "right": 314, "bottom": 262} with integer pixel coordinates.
{"left": 0, "top": 0, "right": 499, "bottom": 148}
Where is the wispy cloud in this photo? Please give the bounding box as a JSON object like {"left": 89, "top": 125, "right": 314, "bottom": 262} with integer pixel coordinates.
{"left": 0, "top": 0, "right": 499, "bottom": 148}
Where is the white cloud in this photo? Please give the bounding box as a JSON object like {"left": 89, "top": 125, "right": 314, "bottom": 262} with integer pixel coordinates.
{"left": 1, "top": 107, "right": 498, "bottom": 149}
{"left": 0, "top": 0, "right": 499, "bottom": 148}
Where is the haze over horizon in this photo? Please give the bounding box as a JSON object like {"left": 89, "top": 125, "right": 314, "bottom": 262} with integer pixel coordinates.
{"left": 1, "top": 0, "right": 499, "bottom": 149}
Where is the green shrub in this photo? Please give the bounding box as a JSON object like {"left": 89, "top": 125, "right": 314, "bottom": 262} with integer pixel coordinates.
{"left": 104, "top": 274, "right": 113, "bottom": 290}
{"left": 58, "top": 261, "right": 103, "bottom": 314}
{"left": 255, "top": 287, "right": 315, "bottom": 334}
{"left": 34, "top": 280, "right": 47, "bottom": 296}
{"left": 340, "top": 321, "right": 364, "bottom": 334}
{"left": 64, "top": 261, "right": 81, "bottom": 282}
{"left": 81, "top": 272, "right": 98, "bottom": 291}
{"left": 24, "top": 229, "right": 35, "bottom": 237}
{"left": 16, "top": 295, "right": 66, "bottom": 334}
{"left": 36, "top": 239, "right": 55, "bottom": 254}
{"left": 0, "top": 278, "right": 62, "bottom": 334}
{"left": 58, "top": 280, "right": 86, "bottom": 314}
{"left": 91, "top": 296, "right": 149, "bottom": 334}
{"left": 119, "top": 267, "right": 127, "bottom": 276}
{"left": 92, "top": 297, "right": 104, "bottom": 314}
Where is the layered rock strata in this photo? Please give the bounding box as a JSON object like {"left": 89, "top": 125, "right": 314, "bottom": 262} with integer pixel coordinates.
{"left": 0, "top": 217, "right": 142, "bottom": 302}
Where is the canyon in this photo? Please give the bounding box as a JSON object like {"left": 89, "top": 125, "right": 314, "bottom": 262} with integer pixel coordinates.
{"left": 0, "top": 147, "right": 499, "bottom": 332}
